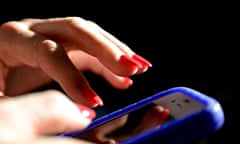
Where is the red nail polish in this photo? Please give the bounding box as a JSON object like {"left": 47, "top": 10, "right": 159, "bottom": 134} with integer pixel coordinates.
{"left": 158, "top": 108, "right": 169, "bottom": 125}
{"left": 82, "top": 87, "right": 104, "bottom": 107}
{"left": 92, "top": 95, "right": 104, "bottom": 107}
{"left": 123, "top": 77, "right": 133, "bottom": 87}
{"left": 120, "top": 55, "right": 142, "bottom": 70}
{"left": 75, "top": 103, "right": 96, "bottom": 120}
{"left": 132, "top": 54, "right": 152, "bottom": 67}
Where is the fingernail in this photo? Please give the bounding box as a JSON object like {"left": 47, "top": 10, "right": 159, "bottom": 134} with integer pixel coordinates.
{"left": 82, "top": 87, "right": 104, "bottom": 107}
{"left": 75, "top": 103, "right": 96, "bottom": 120}
{"left": 120, "top": 55, "right": 142, "bottom": 71}
{"left": 158, "top": 108, "right": 169, "bottom": 125}
{"left": 132, "top": 54, "right": 152, "bottom": 67}
{"left": 123, "top": 77, "right": 133, "bottom": 87}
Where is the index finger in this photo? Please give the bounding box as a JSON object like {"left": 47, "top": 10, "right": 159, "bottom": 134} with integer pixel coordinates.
{"left": 25, "top": 17, "right": 152, "bottom": 76}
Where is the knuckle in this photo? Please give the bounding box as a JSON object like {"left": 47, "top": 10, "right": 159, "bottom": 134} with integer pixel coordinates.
{"left": 35, "top": 39, "right": 64, "bottom": 65}
{"left": 37, "top": 39, "right": 58, "bottom": 53}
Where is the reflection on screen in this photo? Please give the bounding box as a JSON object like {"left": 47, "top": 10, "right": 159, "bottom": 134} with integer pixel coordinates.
{"left": 78, "top": 103, "right": 172, "bottom": 143}
{"left": 78, "top": 92, "right": 204, "bottom": 143}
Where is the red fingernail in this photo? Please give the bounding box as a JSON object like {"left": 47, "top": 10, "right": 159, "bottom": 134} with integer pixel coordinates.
{"left": 120, "top": 55, "right": 142, "bottom": 70}
{"left": 82, "top": 87, "right": 104, "bottom": 107}
{"left": 132, "top": 54, "right": 152, "bottom": 67}
{"left": 158, "top": 108, "right": 170, "bottom": 124}
{"left": 123, "top": 77, "right": 133, "bottom": 87}
{"left": 75, "top": 103, "right": 96, "bottom": 120}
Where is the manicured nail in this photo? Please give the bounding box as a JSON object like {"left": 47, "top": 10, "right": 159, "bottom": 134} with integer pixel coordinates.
{"left": 75, "top": 103, "right": 96, "bottom": 120}
{"left": 120, "top": 55, "right": 142, "bottom": 71}
{"left": 82, "top": 87, "right": 104, "bottom": 107}
{"left": 132, "top": 54, "right": 152, "bottom": 67}
{"left": 158, "top": 108, "right": 169, "bottom": 125}
{"left": 123, "top": 77, "right": 133, "bottom": 87}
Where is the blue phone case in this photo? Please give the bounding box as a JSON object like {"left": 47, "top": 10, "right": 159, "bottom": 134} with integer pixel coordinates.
{"left": 60, "top": 87, "right": 225, "bottom": 144}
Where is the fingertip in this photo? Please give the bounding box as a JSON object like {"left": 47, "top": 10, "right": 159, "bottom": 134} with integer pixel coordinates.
{"left": 81, "top": 87, "right": 104, "bottom": 107}
{"left": 74, "top": 103, "right": 96, "bottom": 120}
{"left": 132, "top": 54, "right": 153, "bottom": 74}
{"left": 118, "top": 54, "right": 152, "bottom": 76}
{"left": 132, "top": 54, "right": 152, "bottom": 68}
{"left": 119, "top": 55, "right": 140, "bottom": 75}
{"left": 123, "top": 77, "right": 133, "bottom": 87}
{"left": 118, "top": 77, "right": 133, "bottom": 89}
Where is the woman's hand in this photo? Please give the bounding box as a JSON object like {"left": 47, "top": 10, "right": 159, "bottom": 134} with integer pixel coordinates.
{"left": 0, "top": 17, "right": 152, "bottom": 107}
{"left": 0, "top": 90, "right": 96, "bottom": 144}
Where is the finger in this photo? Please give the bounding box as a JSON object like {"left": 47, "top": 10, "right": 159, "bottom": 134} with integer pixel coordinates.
{"left": 24, "top": 17, "right": 151, "bottom": 76}
{"left": 79, "top": 114, "right": 128, "bottom": 143}
{"left": 131, "top": 106, "right": 169, "bottom": 135}
{"left": 33, "top": 39, "right": 102, "bottom": 107}
{"left": 95, "top": 114, "right": 129, "bottom": 139}
{"left": 0, "top": 22, "right": 103, "bottom": 107}
{"left": 5, "top": 66, "right": 52, "bottom": 96}
{"left": 0, "top": 90, "right": 95, "bottom": 139}
{"left": 86, "top": 20, "right": 152, "bottom": 74}
{"left": 68, "top": 50, "right": 133, "bottom": 89}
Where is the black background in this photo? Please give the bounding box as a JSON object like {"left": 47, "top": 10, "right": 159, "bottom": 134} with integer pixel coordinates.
{"left": 1, "top": 1, "right": 238, "bottom": 143}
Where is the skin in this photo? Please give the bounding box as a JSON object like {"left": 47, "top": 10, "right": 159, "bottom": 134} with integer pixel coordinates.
{"left": 0, "top": 17, "right": 151, "bottom": 106}
{"left": 0, "top": 17, "right": 152, "bottom": 143}
{"left": 0, "top": 90, "right": 94, "bottom": 144}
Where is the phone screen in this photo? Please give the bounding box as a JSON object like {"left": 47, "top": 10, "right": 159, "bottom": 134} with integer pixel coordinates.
{"left": 154, "top": 92, "right": 204, "bottom": 118}
{"left": 77, "top": 92, "right": 205, "bottom": 143}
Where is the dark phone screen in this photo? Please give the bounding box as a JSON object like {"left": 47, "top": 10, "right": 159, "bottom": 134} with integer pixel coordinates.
{"left": 78, "top": 92, "right": 204, "bottom": 143}
{"left": 78, "top": 103, "right": 173, "bottom": 143}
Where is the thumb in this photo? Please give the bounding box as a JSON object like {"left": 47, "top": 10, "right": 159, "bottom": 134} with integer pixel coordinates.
{"left": 0, "top": 90, "right": 96, "bottom": 143}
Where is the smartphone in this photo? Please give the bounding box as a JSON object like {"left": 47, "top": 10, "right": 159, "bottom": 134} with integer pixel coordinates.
{"left": 60, "top": 87, "right": 225, "bottom": 144}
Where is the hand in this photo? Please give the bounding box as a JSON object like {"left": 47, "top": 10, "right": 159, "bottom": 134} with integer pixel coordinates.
{"left": 0, "top": 90, "right": 96, "bottom": 144}
{"left": 0, "top": 17, "right": 152, "bottom": 107}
